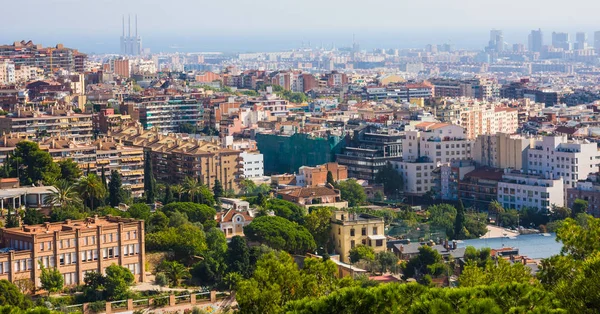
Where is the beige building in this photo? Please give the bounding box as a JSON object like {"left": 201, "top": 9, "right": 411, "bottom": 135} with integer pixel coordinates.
{"left": 110, "top": 126, "right": 242, "bottom": 191}
{"left": 0, "top": 215, "right": 145, "bottom": 288}
{"left": 331, "top": 211, "right": 386, "bottom": 264}
{"left": 472, "top": 133, "right": 532, "bottom": 170}
{"left": 0, "top": 105, "right": 93, "bottom": 141}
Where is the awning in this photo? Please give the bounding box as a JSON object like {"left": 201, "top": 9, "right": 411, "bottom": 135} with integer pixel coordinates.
{"left": 368, "top": 235, "right": 386, "bottom": 240}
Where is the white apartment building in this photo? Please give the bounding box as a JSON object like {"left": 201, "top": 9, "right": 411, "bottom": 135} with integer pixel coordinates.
{"left": 395, "top": 122, "right": 473, "bottom": 196}
{"left": 497, "top": 170, "right": 564, "bottom": 211}
{"left": 0, "top": 60, "right": 16, "bottom": 85}
{"left": 402, "top": 122, "right": 473, "bottom": 163}
{"left": 526, "top": 136, "right": 600, "bottom": 191}
{"left": 239, "top": 107, "right": 269, "bottom": 127}
{"left": 240, "top": 151, "right": 264, "bottom": 179}
{"left": 393, "top": 160, "right": 439, "bottom": 196}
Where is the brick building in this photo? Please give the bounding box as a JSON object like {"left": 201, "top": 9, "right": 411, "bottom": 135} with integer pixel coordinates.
{"left": 0, "top": 215, "right": 145, "bottom": 288}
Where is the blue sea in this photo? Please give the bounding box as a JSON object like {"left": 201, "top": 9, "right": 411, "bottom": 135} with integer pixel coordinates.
{"left": 459, "top": 234, "right": 562, "bottom": 259}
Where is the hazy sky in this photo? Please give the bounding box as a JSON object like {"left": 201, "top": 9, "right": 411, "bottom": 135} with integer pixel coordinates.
{"left": 2, "top": 0, "right": 600, "bottom": 53}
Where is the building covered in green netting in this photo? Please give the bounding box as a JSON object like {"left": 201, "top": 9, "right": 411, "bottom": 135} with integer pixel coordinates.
{"left": 257, "top": 132, "right": 346, "bottom": 174}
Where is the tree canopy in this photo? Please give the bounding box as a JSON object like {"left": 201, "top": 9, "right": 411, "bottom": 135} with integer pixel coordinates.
{"left": 244, "top": 216, "right": 316, "bottom": 254}
{"left": 337, "top": 179, "right": 366, "bottom": 207}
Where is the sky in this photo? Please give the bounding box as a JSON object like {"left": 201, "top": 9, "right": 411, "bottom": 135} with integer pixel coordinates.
{"left": 2, "top": 0, "right": 600, "bottom": 53}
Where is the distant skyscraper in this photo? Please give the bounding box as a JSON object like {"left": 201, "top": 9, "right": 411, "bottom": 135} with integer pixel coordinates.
{"left": 528, "top": 29, "right": 543, "bottom": 52}
{"left": 489, "top": 29, "right": 504, "bottom": 52}
{"left": 120, "top": 15, "right": 142, "bottom": 56}
{"left": 575, "top": 32, "right": 588, "bottom": 50}
{"left": 595, "top": 31, "right": 600, "bottom": 53}
{"left": 552, "top": 32, "right": 570, "bottom": 51}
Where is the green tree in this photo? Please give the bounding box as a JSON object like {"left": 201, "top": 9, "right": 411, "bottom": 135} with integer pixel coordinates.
{"left": 402, "top": 245, "right": 445, "bottom": 279}
{"left": 44, "top": 179, "right": 81, "bottom": 208}
{"left": 459, "top": 258, "right": 533, "bottom": 287}
{"left": 236, "top": 251, "right": 304, "bottom": 314}
{"left": 22, "top": 208, "right": 44, "bottom": 225}
{"left": 240, "top": 179, "right": 257, "bottom": 196}
{"left": 10, "top": 141, "right": 60, "bottom": 185}
{"left": 100, "top": 166, "right": 108, "bottom": 191}
{"left": 256, "top": 192, "right": 267, "bottom": 208}
{"left": 556, "top": 215, "right": 600, "bottom": 260}
{"left": 337, "top": 179, "right": 366, "bottom": 207}
{"left": 454, "top": 200, "right": 466, "bottom": 239}
{"left": 157, "top": 260, "right": 190, "bottom": 286}
{"left": 127, "top": 203, "right": 151, "bottom": 220}
{"left": 326, "top": 171, "right": 335, "bottom": 186}
{"left": 146, "top": 223, "right": 207, "bottom": 262}
{"left": 227, "top": 236, "right": 251, "bottom": 277}
{"left": 375, "top": 251, "right": 399, "bottom": 274}
{"left": 147, "top": 211, "right": 169, "bottom": 233}
{"left": 213, "top": 179, "right": 224, "bottom": 200}
{"left": 76, "top": 174, "right": 106, "bottom": 210}
{"left": 108, "top": 170, "right": 123, "bottom": 207}
{"left": 428, "top": 203, "right": 457, "bottom": 238}
{"left": 244, "top": 216, "right": 316, "bottom": 254}
{"left": 144, "top": 152, "right": 156, "bottom": 203}
{"left": 39, "top": 262, "right": 63, "bottom": 294}
{"left": 104, "top": 264, "right": 135, "bottom": 301}
{"left": 57, "top": 159, "right": 82, "bottom": 183}
{"left": 0, "top": 280, "right": 31, "bottom": 309}
{"left": 463, "top": 246, "right": 491, "bottom": 268}
{"left": 552, "top": 205, "right": 571, "bottom": 221}
{"left": 349, "top": 244, "right": 375, "bottom": 263}
{"left": 266, "top": 198, "right": 306, "bottom": 224}
{"left": 163, "top": 185, "right": 174, "bottom": 205}
{"left": 161, "top": 202, "right": 216, "bottom": 224}
{"left": 374, "top": 162, "right": 403, "bottom": 196}
{"left": 572, "top": 198, "right": 589, "bottom": 218}
{"left": 303, "top": 207, "right": 333, "bottom": 250}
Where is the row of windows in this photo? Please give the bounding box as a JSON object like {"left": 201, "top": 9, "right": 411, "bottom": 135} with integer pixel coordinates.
{"left": 343, "top": 227, "right": 379, "bottom": 237}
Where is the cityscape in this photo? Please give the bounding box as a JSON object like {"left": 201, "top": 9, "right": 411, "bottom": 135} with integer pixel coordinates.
{"left": 1, "top": 0, "right": 600, "bottom": 313}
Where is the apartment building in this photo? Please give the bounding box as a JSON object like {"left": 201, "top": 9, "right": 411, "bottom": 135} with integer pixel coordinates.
{"left": 497, "top": 170, "right": 564, "bottom": 211}
{"left": 0, "top": 60, "right": 15, "bottom": 85}
{"left": 331, "top": 211, "right": 386, "bottom": 264}
{"left": 0, "top": 215, "right": 145, "bottom": 287}
{"left": 95, "top": 138, "right": 145, "bottom": 198}
{"left": 136, "top": 96, "right": 203, "bottom": 133}
{"left": 458, "top": 167, "right": 504, "bottom": 210}
{"left": 296, "top": 162, "right": 348, "bottom": 187}
{"left": 526, "top": 136, "right": 600, "bottom": 191}
{"left": 473, "top": 133, "right": 531, "bottom": 169}
{"left": 246, "top": 95, "right": 289, "bottom": 117}
{"left": 434, "top": 98, "right": 518, "bottom": 139}
{"left": 110, "top": 127, "right": 242, "bottom": 191}
{"left": 202, "top": 97, "right": 241, "bottom": 130}
{"left": 94, "top": 108, "right": 136, "bottom": 134}
{"left": 395, "top": 123, "right": 472, "bottom": 196}
{"left": 0, "top": 41, "right": 86, "bottom": 73}
{"left": 239, "top": 151, "right": 264, "bottom": 179}
{"left": 567, "top": 173, "right": 600, "bottom": 217}
{"left": 277, "top": 186, "right": 347, "bottom": 208}
{"left": 336, "top": 125, "right": 402, "bottom": 182}
{"left": 0, "top": 105, "right": 93, "bottom": 141}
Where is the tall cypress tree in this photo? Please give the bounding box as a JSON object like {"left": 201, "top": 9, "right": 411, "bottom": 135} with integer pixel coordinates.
{"left": 144, "top": 151, "right": 156, "bottom": 203}
{"left": 326, "top": 171, "right": 335, "bottom": 186}
{"left": 454, "top": 200, "right": 466, "bottom": 240}
{"left": 163, "top": 185, "right": 174, "bottom": 205}
{"left": 101, "top": 166, "right": 108, "bottom": 190}
{"left": 213, "top": 179, "right": 224, "bottom": 200}
{"left": 108, "top": 170, "right": 123, "bottom": 207}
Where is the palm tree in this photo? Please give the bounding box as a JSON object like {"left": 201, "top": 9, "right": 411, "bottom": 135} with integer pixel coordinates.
{"left": 158, "top": 261, "right": 190, "bottom": 286}
{"left": 183, "top": 177, "right": 201, "bottom": 203}
{"left": 171, "top": 184, "right": 184, "bottom": 202}
{"left": 44, "top": 179, "right": 81, "bottom": 208}
{"left": 76, "top": 174, "right": 106, "bottom": 210}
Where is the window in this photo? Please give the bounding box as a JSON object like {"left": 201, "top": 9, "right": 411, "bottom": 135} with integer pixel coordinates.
{"left": 373, "top": 227, "right": 378, "bottom": 235}
{"left": 361, "top": 228, "right": 367, "bottom": 236}
{"left": 60, "top": 254, "right": 65, "bottom": 266}
{"left": 376, "top": 240, "right": 383, "bottom": 247}
{"left": 350, "top": 229, "right": 355, "bottom": 237}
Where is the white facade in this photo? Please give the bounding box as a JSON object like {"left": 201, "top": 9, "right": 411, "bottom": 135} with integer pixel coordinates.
{"left": 239, "top": 107, "right": 269, "bottom": 127}
{"left": 497, "top": 171, "right": 564, "bottom": 211}
{"left": 393, "top": 161, "right": 439, "bottom": 195}
{"left": 526, "top": 136, "right": 600, "bottom": 191}
{"left": 403, "top": 123, "right": 473, "bottom": 163}
{"left": 240, "top": 151, "right": 264, "bottom": 178}
{"left": 0, "top": 60, "right": 16, "bottom": 85}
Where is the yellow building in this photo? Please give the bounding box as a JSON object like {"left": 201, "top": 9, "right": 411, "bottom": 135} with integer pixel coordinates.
{"left": 331, "top": 211, "right": 386, "bottom": 264}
